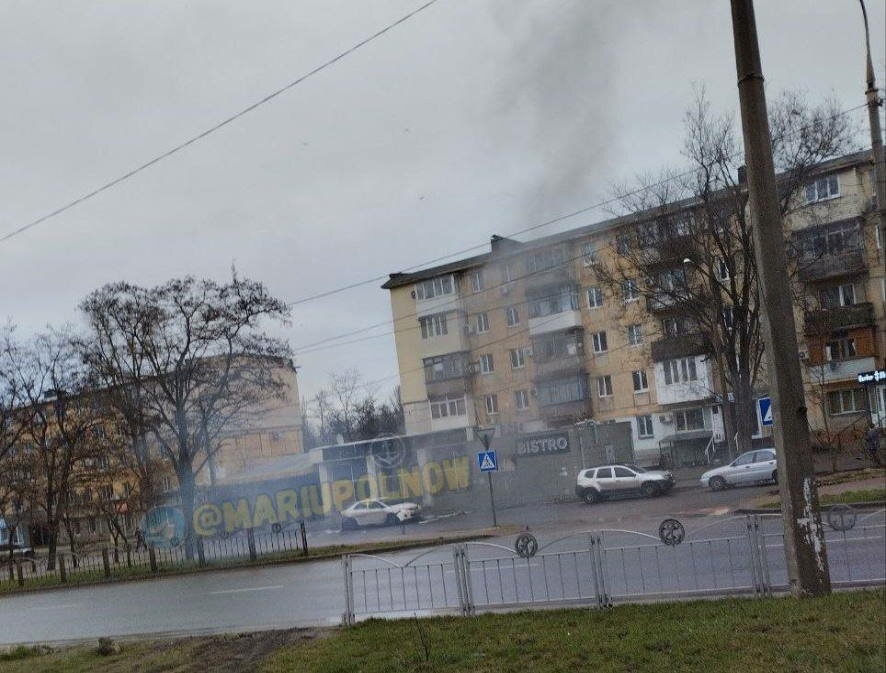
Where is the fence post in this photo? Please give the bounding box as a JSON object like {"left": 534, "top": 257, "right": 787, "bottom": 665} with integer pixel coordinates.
{"left": 197, "top": 537, "right": 206, "bottom": 567}
{"left": 342, "top": 555, "right": 355, "bottom": 626}
{"left": 16, "top": 561, "right": 24, "bottom": 587}
{"left": 58, "top": 553, "right": 67, "bottom": 583}
{"left": 247, "top": 528, "right": 257, "bottom": 561}
{"left": 300, "top": 521, "right": 308, "bottom": 556}
{"left": 452, "top": 545, "right": 467, "bottom": 617}
{"left": 149, "top": 547, "right": 158, "bottom": 573}
{"left": 745, "top": 514, "right": 769, "bottom": 597}
{"left": 589, "top": 533, "right": 609, "bottom": 607}
{"left": 101, "top": 548, "right": 111, "bottom": 578}
{"left": 125, "top": 546, "right": 132, "bottom": 569}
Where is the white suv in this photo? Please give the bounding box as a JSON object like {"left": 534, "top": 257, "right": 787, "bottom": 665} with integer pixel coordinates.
{"left": 700, "top": 449, "right": 777, "bottom": 490}
{"left": 575, "top": 464, "right": 675, "bottom": 504}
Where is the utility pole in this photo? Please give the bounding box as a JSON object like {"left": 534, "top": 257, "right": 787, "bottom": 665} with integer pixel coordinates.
{"left": 729, "top": 0, "right": 830, "bottom": 596}
{"left": 858, "top": 0, "right": 886, "bottom": 265}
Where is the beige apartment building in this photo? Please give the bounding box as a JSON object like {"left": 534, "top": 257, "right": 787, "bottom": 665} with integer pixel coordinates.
{"left": 383, "top": 150, "right": 885, "bottom": 467}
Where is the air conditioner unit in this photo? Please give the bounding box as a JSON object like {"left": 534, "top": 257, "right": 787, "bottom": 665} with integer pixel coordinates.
{"left": 659, "top": 414, "right": 674, "bottom": 424}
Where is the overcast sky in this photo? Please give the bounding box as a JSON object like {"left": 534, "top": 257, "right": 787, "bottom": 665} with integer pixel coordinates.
{"left": 1, "top": 1, "right": 883, "bottom": 409}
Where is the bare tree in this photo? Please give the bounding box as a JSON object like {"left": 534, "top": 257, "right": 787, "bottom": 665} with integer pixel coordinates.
{"left": 598, "top": 89, "right": 857, "bottom": 457}
{"left": 79, "top": 273, "right": 292, "bottom": 557}
{"left": 3, "top": 331, "right": 102, "bottom": 569}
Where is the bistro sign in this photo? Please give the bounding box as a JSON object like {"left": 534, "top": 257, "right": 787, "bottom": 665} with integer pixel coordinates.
{"left": 515, "top": 431, "right": 571, "bottom": 458}
{"left": 857, "top": 369, "right": 886, "bottom": 384}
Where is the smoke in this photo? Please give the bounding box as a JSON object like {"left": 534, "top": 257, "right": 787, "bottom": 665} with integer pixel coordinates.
{"left": 489, "top": 0, "right": 622, "bottom": 228}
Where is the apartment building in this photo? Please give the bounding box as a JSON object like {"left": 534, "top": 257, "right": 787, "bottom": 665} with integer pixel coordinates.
{"left": 383, "top": 150, "right": 885, "bottom": 467}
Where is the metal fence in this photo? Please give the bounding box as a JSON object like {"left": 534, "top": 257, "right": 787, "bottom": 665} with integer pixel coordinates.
{"left": 0, "top": 522, "right": 308, "bottom": 591}
{"left": 342, "top": 510, "right": 886, "bottom": 624}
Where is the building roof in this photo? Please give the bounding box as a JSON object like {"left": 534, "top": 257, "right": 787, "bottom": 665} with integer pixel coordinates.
{"left": 380, "top": 150, "right": 873, "bottom": 291}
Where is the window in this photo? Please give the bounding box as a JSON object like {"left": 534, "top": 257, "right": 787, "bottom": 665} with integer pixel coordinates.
{"left": 537, "top": 376, "right": 588, "bottom": 406}
{"left": 632, "top": 370, "right": 648, "bottom": 393}
{"left": 528, "top": 285, "right": 579, "bottom": 318}
{"left": 754, "top": 449, "right": 776, "bottom": 463}
{"left": 509, "top": 348, "right": 525, "bottom": 369}
{"left": 582, "top": 241, "right": 598, "bottom": 264}
{"left": 96, "top": 455, "right": 110, "bottom": 470}
{"left": 476, "top": 312, "right": 490, "bottom": 333}
{"left": 660, "top": 267, "right": 686, "bottom": 291}
{"left": 592, "top": 331, "right": 608, "bottom": 353}
{"left": 675, "top": 407, "right": 705, "bottom": 431}
{"left": 827, "top": 388, "right": 866, "bottom": 415}
{"left": 532, "top": 331, "right": 583, "bottom": 361}
{"left": 613, "top": 467, "right": 634, "bottom": 478}
{"left": 734, "top": 451, "right": 756, "bottom": 466}
{"left": 424, "top": 353, "right": 467, "bottom": 382}
{"left": 514, "top": 389, "right": 530, "bottom": 410}
{"left": 622, "top": 279, "right": 639, "bottom": 302}
{"left": 503, "top": 262, "right": 514, "bottom": 282}
{"left": 627, "top": 324, "right": 643, "bottom": 346}
{"left": 804, "top": 174, "right": 840, "bottom": 203}
{"left": 88, "top": 517, "right": 97, "bottom": 534}
{"left": 587, "top": 287, "right": 603, "bottom": 308}
{"left": 597, "top": 375, "right": 613, "bottom": 397}
{"left": 479, "top": 353, "right": 494, "bottom": 374}
{"left": 637, "top": 414, "right": 654, "bottom": 438}
{"left": 505, "top": 306, "right": 520, "bottom": 327}
{"left": 485, "top": 394, "right": 499, "bottom": 415}
{"left": 722, "top": 306, "right": 734, "bottom": 329}
{"left": 419, "top": 313, "right": 448, "bottom": 339}
{"left": 471, "top": 271, "right": 484, "bottom": 293}
{"left": 415, "top": 275, "right": 454, "bottom": 300}
{"left": 430, "top": 393, "right": 467, "bottom": 419}
{"left": 99, "top": 485, "right": 114, "bottom": 501}
{"left": 161, "top": 476, "right": 172, "bottom": 492}
{"left": 825, "top": 337, "right": 856, "bottom": 361}
{"left": 662, "top": 316, "right": 692, "bottom": 337}
{"left": 526, "top": 248, "right": 566, "bottom": 273}
{"left": 663, "top": 357, "right": 697, "bottom": 385}
{"left": 799, "top": 219, "right": 860, "bottom": 258}
{"left": 616, "top": 233, "right": 631, "bottom": 255}
{"left": 820, "top": 283, "right": 856, "bottom": 308}
{"left": 596, "top": 467, "right": 613, "bottom": 479}
{"left": 717, "top": 257, "right": 731, "bottom": 281}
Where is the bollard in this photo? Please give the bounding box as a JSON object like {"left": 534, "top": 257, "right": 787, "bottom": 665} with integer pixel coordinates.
{"left": 148, "top": 546, "right": 157, "bottom": 573}
{"left": 59, "top": 554, "right": 67, "bottom": 583}
{"left": 300, "top": 521, "right": 308, "bottom": 556}
{"left": 247, "top": 528, "right": 257, "bottom": 561}
{"left": 16, "top": 561, "right": 24, "bottom": 587}
{"left": 101, "top": 548, "right": 111, "bottom": 579}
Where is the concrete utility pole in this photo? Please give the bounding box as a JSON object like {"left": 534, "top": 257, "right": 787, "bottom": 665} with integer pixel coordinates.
{"left": 729, "top": 0, "right": 831, "bottom": 596}
{"left": 858, "top": 0, "right": 886, "bottom": 257}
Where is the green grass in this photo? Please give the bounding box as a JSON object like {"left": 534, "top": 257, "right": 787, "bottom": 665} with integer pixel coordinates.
{"left": 758, "top": 487, "right": 886, "bottom": 510}
{"left": 0, "top": 532, "right": 498, "bottom": 596}
{"left": 1, "top": 590, "right": 883, "bottom": 673}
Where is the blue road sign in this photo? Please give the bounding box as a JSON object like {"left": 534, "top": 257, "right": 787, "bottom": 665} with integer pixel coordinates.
{"left": 758, "top": 397, "right": 773, "bottom": 426}
{"left": 477, "top": 450, "right": 498, "bottom": 472}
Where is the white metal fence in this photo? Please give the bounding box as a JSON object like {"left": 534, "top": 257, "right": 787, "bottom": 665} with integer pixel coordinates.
{"left": 342, "top": 510, "right": 886, "bottom": 624}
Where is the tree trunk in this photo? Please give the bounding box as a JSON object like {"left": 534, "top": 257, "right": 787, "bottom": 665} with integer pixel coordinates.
{"left": 734, "top": 375, "right": 756, "bottom": 456}
{"left": 177, "top": 467, "right": 197, "bottom": 560}
{"left": 46, "top": 523, "right": 58, "bottom": 572}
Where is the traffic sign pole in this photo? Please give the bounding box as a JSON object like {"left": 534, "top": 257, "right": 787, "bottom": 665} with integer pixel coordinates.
{"left": 479, "top": 434, "right": 498, "bottom": 528}
{"left": 487, "top": 472, "right": 497, "bottom": 528}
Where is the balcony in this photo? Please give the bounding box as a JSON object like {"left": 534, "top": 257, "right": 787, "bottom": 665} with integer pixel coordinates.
{"left": 807, "top": 356, "right": 877, "bottom": 384}
{"left": 523, "top": 265, "right": 575, "bottom": 291}
{"left": 528, "top": 310, "right": 582, "bottom": 335}
{"left": 533, "top": 353, "right": 584, "bottom": 380}
{"left": 646, "top": 294, "right": 688, "bottom": 314}
{"left": 644, "top": 235, "right": 694, "bottom": 267}
{"left": 426, "top": 375, "right": 471, "bottom": 397}
{"left": 797, "top": 250, "right": 866, "bottom": 282}
{"left": 804, "top": 302, "right": 875, "bottom": 333}
{"left": 537, "top": 399, "right": 591, "bottom": 423}
{"left": 651, "top": 334, "right": 710, "bottom": 362}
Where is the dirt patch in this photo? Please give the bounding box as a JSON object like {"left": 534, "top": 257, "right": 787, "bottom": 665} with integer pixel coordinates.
{"left": 148, "top": 627, "right": 329, "bottom": 673}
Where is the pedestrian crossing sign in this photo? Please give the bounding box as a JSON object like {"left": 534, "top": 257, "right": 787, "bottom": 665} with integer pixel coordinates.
{"left": 758, "top": 397, "right": 773, "bottom": 426}
{"left": 478, "top": 450, "right": 498, "bottom": 472}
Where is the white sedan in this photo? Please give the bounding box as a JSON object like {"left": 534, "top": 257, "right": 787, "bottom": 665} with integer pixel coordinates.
{"left": 340, "top": 499, "right": 422, "bottom": 529}
{"left": 700, "top": 448, "right": 778, "bottom": 490}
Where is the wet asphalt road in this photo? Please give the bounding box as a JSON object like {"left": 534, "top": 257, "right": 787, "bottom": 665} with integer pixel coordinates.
{"left": 1, "top": 482, "right": 882, "bottom": 645}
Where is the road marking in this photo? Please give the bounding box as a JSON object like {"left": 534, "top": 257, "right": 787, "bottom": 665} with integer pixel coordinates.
{"left": 30, "top": 604, "right": 81, "bottom": 610}
{"left": 208, "top": 584, "right": 285, "bottom": 595}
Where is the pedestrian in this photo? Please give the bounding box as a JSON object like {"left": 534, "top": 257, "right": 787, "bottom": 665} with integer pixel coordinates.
{"left": 134, "top": 528, "right": 146, "bottom": 552}
{"left": 864, "top": 424, "right": 882, "bottom": 467}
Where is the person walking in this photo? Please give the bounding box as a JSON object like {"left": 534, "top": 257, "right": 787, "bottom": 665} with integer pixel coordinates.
{"left": 864, "top": 424, "right": 882, "bottom": 466}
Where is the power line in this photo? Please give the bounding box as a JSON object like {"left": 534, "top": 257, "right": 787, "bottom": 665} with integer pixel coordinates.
{"left": 0, "top": 0, "right": 442, "bottom": 245}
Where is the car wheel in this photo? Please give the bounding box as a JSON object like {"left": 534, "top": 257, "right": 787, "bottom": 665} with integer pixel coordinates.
{"left": 385, "top": 513, "right": 399, "bottom": 526}
{"left": 709, "top": 476, "right": 726, "bottom": 491}
{"left": 582, "top": 489, "right": 600, "bottom": 505}
{"left": 341, "top": 517, "right": 358, "bottom": 531}
{"left": 772, "top": 470, "right": 778, "bottom": 485}
{"left": 641, "top": 482, "right": 660, "bottom": 497}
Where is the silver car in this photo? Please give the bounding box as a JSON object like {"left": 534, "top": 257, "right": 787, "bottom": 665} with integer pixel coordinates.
{"left": 700, "top": 449, "right": 777, "bottom": 490}
{"left": 575, "top": 464, "right": 675, "bottom": 504}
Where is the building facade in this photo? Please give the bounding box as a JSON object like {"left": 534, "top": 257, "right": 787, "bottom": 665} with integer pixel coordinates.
{"left": 383, "top": 151, "right": 885, "bottom": 467}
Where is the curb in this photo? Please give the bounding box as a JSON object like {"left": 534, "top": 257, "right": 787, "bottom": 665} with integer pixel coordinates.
{"left": 735, "top": 500, "right": 886, "bottom": 515}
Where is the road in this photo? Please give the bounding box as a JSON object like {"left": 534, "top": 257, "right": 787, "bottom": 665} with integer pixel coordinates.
{"left": 1, "top": 483, "right": 882, "bottom": 646}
